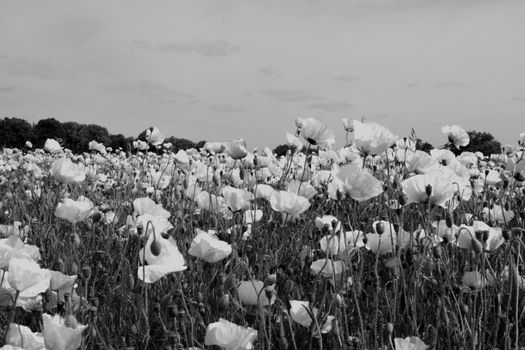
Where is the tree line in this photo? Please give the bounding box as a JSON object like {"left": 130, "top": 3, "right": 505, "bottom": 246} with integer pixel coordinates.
{"left": 0, "top": 117, "right": 205, "bottom": 154}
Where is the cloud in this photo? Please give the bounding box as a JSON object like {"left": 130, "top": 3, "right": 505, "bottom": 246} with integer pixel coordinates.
{"left": 407, "top": 81, "right": 422, "bottom": 88}
{"left": 0, "top": 86, "right": 15, "bottom": 94}
{"left": 259, "top": 66, "right": 279, "bottom": 76}
{"left": 105, "top": 80, "right": 197, "bottom": 105}
{"left": 3, "top": 56, "right": 75, "bottom": 80}
{"left": 434, "top": 81, "right": 467, "bottom": 88}
{"left": 332, "top": 74, "right": 359, "bottom": 82}
{"left": 136, "top": 39, "right": 241, "bottom": 57}
{"left": 249, "top": 89, "right": 321, "bottom": 102}
{"left": 511, "top": 96, "right": 525, "bottom": 102}
{"left": 307, "top": 101, "right": 354, "bottom": 111}
{"left": 208, "top": 103, "right": 243, "bottom": 113}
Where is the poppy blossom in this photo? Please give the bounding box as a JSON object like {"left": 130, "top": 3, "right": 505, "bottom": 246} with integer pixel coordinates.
{"left": 224, "top": 139, "right": 248, "bottom": 160}
{"left": 297, "top": 118, "right": 336, "bottom": 149}
{"left": 188, "top": 229, "right": 232, "bottom": 263}
{"left": 42, "top": 313, "right": 87, "bottom": 350}
{"left": 442, "top": 125, "right": 469, "bottom": 149}
{"left": 236, "top": 280, "right": 275, "bottom": 306}
{"left": 44, "top": 139, "right": 62, "bottom": 153}
{"left": 336, "top": 164, "right": 383, "bottom": 202}
{"left": 401, "top": 173, "right": 455, "bottom": 208}
{"left": 54, "top": 197, "right": 94, "bottom": 224}
{"left": 137, "top": 234, "right": 187, "bottom": 283}
{"left": 7, "top": 258, "right": 51, "bottom": 297}
{"left": 50, "top": 158, "right": 86, "bottom": 184}
{"left": 204, "top": 318, "right": 258, "bottom": 350}
{"left": 269, "top": 190, "right": 311, "bottom": 221}
{"left": 319, "top": 230, "right": 365, "bottom": 256}
{"left": 310, "top": 259, "right": 345, "bottom": 278}
{"left": 5, "top": 323, "right": 44, "bottom": 349}
{"left": 394, "top": 336, "right": 428, "bottom": 350}
{"left": 352, "top": 120, "right": 397, "bottom": 155}
{"left": 146, "top": 127, "right": 165, "bottom": 146}
{"left": 222, "top": 186, "right": 254, "bottom": 212}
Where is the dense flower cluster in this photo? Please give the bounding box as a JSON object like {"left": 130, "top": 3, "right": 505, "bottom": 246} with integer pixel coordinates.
{"left": 0, "top": 121, "right": 523, "bottom": 349}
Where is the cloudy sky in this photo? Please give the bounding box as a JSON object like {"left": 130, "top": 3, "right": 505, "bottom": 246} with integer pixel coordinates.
{"left": 1, "top": 0, "right": 524, "bottom": 148}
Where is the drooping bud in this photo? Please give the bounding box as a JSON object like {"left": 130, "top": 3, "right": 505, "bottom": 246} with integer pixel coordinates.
{"left": 150, "top": 238, "right": 162, "bottom": 256}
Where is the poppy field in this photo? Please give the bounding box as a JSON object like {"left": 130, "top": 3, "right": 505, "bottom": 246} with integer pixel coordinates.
{"left": 0, "top": 118, "right": 524, "bottom": 350}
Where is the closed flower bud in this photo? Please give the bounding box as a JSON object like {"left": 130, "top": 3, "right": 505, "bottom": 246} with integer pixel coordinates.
{"left": 218, "top": 294, "right": 230, "bottom": 310}
{"left": 334, "top": 293, "right": 344, "bottom": 307}
{"left": 502, "top": 229, "right": 511, "bottom": 241}
{"left": 445, "top": 213, "right": 453, "bottom": 228}
{"left": 81, "top": 265, "right": 92, "bottom": 280}
{"left": 150, "top": 239, "right": 162, "bottom": 256}
{"left": 386, "top": 322, "right": 394, "bottom": 334}
{"left": 471, "top": 238, "right": 483, "bottom": 255}
{"left": 433, "top": 245, "right": 442, "bottom": 259}
{"left": 376, "top": 222, "right": 385, "bottom": 235}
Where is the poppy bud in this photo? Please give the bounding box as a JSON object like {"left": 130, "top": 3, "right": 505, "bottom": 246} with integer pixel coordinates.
{"left": 127, "top": 272, "right": 135, "bottom": 290}
{"left": 398, "top": 193, "right": 406, "bottom": 206}
{"left": 334, "top": 293, "right": 344, "bottom": 307}
{"left": 502, "top": 229, "right": 511, "bottom": 240}
{"left": 433, "top": 245, "right": 442, "bottom": 259}
{"left": 239, "top": 167, "right": 245, "bottom": 180}
{"left": 182, "top": 177, "right": 189, "bottom": 189}
{"left": 471, "top": 238, "right": 483, "bottom": 255}
{"left": 425, "top": 184, "right": 433, "bottom": 197}
{"left": 218, "top": 294, "right": 230, "bottom": 310}
{"left": 136, "top": 224, "right": 144, "bottom": 236}
{"left": 406, "top": 248, "right": 414, "bottom": 266}
{"left": 70, "top": 232, "right": 81, "bottom": 248}
{"left": 150, "top": 239, "right": 162, "bottom": 256}
{"left": 92, "top": 211, "right": 102, "bottom": 223}
{"left": 386, "top": 322, "right": 394, "bottom": 334}
{"left": 54, "top": 258, "right": 65, "bottom": 273}
{"left": 71, "top": 263, "right": 78, "bottom": 275}
{"left": 376, "top": 222, "right": 385, "bottom": 235}
{"left": 212, "top": 173, "right": 221, "bottom": 187}
{"left": 81, "top": 265, "right": 92, "bottom": 280}
{"left": 446, "top": 214, "right": 453, "bottom": 228}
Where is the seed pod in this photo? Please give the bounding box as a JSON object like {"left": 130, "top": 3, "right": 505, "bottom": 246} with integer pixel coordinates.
{"left": 502, "top": 229, "right": 511, "bottom": 241}
{"left": 425, "top": 184, "right": 433, "bottom": 197}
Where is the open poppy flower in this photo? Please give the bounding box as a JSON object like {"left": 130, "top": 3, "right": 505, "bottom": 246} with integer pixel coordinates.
{"left": 222, "top": 186, "right": 254, "bottom": 212}
{"left": 50, "top": 158, "right": 86, "bottom": 184}
{"left": 401, "top": 173, "right": 455, "bottom": 208}
{"left": 296, "top": 118, "right": 336, "bottom": 149}
{"left": 336, "top": 164, "right": 383, "bottom": 202}
{"left": 442, "top": 125, "right": 469, "bottom": 149}
{"left": 42, "top": 313, "right": 87, "bottom": 350}
{"left": 352, "top": 120, "right": 397, "bottom": 155}
{"left": 236, "top": 280, "right": 275, "bottom": 306}
{"left": 188, "top": 229, "right": 232, "bottom": 263}
{"left": 205, "top": 318, "right": 257, "bottom": 350}
{"left": 269, "top": 190, "right": 311, "bottom": 222}
{"left": 54, "top": 197, "right": 94, "bottom": 224}
{"left": 394, "top": 336, "right": 428, "bottom": 350}
{"left": 137, "top": 234, "right": 187, "bottom": 283}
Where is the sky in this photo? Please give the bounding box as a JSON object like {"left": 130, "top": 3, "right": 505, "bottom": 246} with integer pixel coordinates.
{"left": 1, "top": 0, "right": 524, "bottom": 149}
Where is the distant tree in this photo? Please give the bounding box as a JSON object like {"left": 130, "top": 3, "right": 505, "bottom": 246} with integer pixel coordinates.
{"left": 415, "top": 138, "right": 434, "bottom": 154}
{"left": 451, "top": 130, "right": 501, "bottom": 156}
{"left": 62, "top": 121, "right": 84, "bottom": 153}
{"left": 108, "top": 134, "right": 130, "bottom": 151}
{"left": 33, "top": 118, "right": 65, "bottom": 148}
{"left": 0, "top": 118, "right": 34, "bottom": 149}
{"left": 80, "top": 124, "right": 110, "bottom": 149}
{"left": 196, "top": 140, "right": 206, "bottom": 150}
{"left": 273, "top": 144, "right": 296, "bottom": 157}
